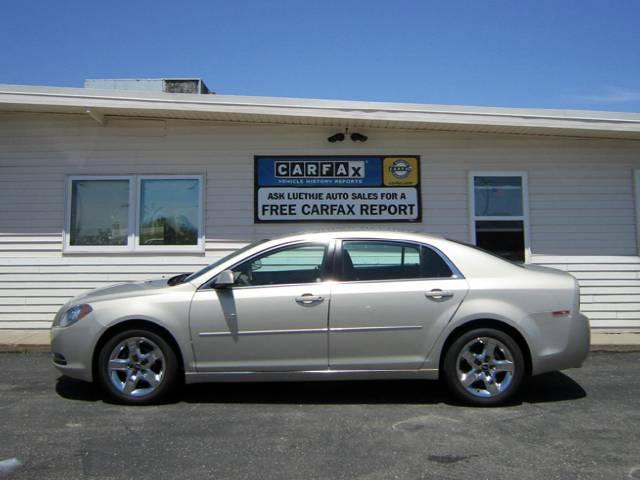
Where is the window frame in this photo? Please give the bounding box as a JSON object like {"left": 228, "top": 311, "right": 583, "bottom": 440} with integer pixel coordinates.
{"left": 468, "top": 171, "right": 531, "bottom": 263}
{"left": 63, "top": 174, "right": 204, "bottom": 254}
{"left": 635, "top": 169, "right": 640, "bottom": 254}
{"left": 211, "top": 240, "right": 332, "bottom": 289}
{"left": 334, "top": 238, "right": 462, "bottom": 283}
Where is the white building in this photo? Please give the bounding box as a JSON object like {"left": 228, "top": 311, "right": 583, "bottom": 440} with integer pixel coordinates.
{"left": 0, "top": 80, "right": 639, "bottom": 336}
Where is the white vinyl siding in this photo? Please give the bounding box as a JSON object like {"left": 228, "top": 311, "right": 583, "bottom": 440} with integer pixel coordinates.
{"left": 1, "top": 112, "right": 639, "bottom": 332}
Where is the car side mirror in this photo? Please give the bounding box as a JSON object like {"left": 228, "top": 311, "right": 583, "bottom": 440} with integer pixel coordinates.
{"left": 213, "top": 270, "right": 235, "bottom": 288}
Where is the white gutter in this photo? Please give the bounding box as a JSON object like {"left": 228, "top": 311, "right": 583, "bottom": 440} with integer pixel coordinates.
{"left": 0, "top": 85, "right": 639, "bottom": 138}
{"left": 1, "top": 88, "right": 639, "bottom": 126}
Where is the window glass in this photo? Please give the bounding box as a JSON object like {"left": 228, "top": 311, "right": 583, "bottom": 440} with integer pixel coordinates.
{"left": 422, "top": 247, "right": 454, "bottom": 278}
{"left": 474, "top": 176, "right": 523, "bottom": 217}
{"left": 139, "top": 178, "right": 200, "bottom": 246}
{"left": 184, "top": 239, "right": 270, "bottom": 283}
{"left": 70, "top": 179, "right": 129, "bottom": 246}
{"left": 342, "top": 241, "right": 421, "bottom": 281}
{"left": 233, "top": 244, "right": 326, "bottom": 286}
{"left": 475, "top": 220, "right": 525, "bottom": 262}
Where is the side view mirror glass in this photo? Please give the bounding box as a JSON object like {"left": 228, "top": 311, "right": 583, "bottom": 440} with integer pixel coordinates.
{"left": 213, "top": 270, "right": 235, "bottom": 288}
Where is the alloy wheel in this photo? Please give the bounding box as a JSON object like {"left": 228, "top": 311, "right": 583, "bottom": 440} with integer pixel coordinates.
{"left": 456, "top": 336, "right": 515, "bottom": 398}
{"left": 107, "top": 336, "right": 165, "bottom": 398}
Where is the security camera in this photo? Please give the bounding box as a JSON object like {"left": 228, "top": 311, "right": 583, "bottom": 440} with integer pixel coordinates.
{"left": 350, "top": 133, "right": 368, "bottom": 142}
{"left": 327, "top": 133, "right": 345, "bottom": 143}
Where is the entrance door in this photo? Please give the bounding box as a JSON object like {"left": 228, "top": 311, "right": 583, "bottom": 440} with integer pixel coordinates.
{"left": 328, "top": 240, "right": 468, "bottom": 370}
{"left": 189, "top": 242, "right": 331, "bottom": 372}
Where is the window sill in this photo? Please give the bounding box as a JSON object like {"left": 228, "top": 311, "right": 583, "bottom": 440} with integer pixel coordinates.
{"left": 63, "top": 246, "right": 206, "bottom": 256}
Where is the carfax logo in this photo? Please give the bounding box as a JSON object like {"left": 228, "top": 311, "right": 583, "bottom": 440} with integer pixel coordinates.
{"left": 275, "top": 160, "right": 364, "bottom": 178}
{"left": 388, "top": 159, "right": 412, "bottom": 179}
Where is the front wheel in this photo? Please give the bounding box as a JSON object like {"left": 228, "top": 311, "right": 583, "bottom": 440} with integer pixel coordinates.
{"left": 96, "top": 329, "right": 179, "bottom": 405}
{"left": 443, "top": 328, "right": 525, "bottom": 406}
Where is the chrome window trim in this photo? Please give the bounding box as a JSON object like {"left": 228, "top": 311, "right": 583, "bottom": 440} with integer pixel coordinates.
{"left": 199, "top": 239, "right": 333, "bottom": 290}
{"left": 198, "top": 236, "right": 463, "bottom": 290}
{"left": 336, "top": 237, "right": 465, "bottom": 282}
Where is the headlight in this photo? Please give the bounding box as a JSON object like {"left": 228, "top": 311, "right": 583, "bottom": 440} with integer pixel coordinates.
{"left": 53, "top": 304, "right": 93, "bottom": 328}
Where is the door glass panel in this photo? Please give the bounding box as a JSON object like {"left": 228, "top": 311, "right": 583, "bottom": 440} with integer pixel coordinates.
{"left": 232, "top": 244, "right": 326, "bottom": 286}
{"left": 342, "top": 241, "right": 421, "bottom": 281}
{"left": 69, "top": 179, "right": 130, "bottom": 246}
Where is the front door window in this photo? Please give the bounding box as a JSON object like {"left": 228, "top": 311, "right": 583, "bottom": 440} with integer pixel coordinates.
{"left": 231, "top": 243, "right": 327, "bottom": 286}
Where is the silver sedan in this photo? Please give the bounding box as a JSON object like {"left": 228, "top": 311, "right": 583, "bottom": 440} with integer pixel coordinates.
{"left": 50, "top": 231, "right": 590, "bottom": 406}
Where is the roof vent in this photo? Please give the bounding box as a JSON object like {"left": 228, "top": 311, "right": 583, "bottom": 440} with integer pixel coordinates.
{"left": 84, "top": 78, "right": 213, "bottom": 94}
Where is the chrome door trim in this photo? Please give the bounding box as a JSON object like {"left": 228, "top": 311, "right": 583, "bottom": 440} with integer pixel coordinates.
{"left": 329, "top": 325, "right": 422, "bottom": 333}
{"left": 199, "top": 325, "right": 421, "bottom": 338}
{"left": 187, "top": 368, "right": 438, "bottom": 376}
{"left": 184, "top": 368, "right": 440, "bottom": 384}
{"left": 199, "top": 327, "right": 328, "bottom": 337}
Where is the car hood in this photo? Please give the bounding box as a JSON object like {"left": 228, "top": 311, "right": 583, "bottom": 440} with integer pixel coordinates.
{"left": 66, "top": 278, "right": 173, "bottom": 306}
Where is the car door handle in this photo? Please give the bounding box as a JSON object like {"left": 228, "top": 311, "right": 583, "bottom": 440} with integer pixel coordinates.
{"left": 425, "top": 289, "right": 454, "bottom": 300}
{"left": 295, "top": 294, "right": 324, "bottom": 305}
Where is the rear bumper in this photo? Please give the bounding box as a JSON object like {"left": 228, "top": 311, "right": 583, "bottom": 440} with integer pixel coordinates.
{"left": 531, "top": 312, "right": 591, "bottom": 375}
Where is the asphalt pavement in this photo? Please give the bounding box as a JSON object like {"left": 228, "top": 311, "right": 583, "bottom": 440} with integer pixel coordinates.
{"left": 0, "top": 352, "right": 639, "bottom": 480}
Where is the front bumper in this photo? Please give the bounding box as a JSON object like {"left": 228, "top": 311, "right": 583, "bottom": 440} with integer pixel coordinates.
{"left": 50, "top": 319, "right": 103, "bottom": 383}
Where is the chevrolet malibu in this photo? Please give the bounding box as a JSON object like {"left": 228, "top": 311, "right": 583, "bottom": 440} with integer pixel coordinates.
{"left": 51, "top": 231, "right": 590, "bottom": 406}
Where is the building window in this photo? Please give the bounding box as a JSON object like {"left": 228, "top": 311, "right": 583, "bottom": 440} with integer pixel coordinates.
{"left": 65, "top": 175, "right": 203, "bottom": 253}
{"left": 69, "top": 178, "right": 131, "bottom": 247}
{"left": 139, "top": 178, "right": 201, "bottom": 247}
{"left": 469, "top": 172, "right": 529, "bottom": 262}
{"left": 635, "top": 170, "right": 640, "bottom": 254}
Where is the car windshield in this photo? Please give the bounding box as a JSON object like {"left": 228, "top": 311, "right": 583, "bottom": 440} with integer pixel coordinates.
{"left": 182, "top": 239, "right": 270, "bottom": 283}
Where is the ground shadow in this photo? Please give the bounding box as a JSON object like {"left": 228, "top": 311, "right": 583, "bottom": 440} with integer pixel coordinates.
{"left": 55, "top": 371, "right": 586, "bottom": 406}
{"left": 517, "top": 371, "right": 587, "bottom": 403}
{"left": 55, "top": 376, "right": 103, "bottom": 402}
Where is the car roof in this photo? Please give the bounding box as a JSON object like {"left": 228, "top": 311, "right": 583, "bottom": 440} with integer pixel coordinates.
{"left": 264, "top": 230, "right": 444, "bottom": 244}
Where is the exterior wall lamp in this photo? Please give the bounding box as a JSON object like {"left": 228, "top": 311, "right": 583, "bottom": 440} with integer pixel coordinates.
{"left": 327, "top": 129, "right": 367, "bottom": 143}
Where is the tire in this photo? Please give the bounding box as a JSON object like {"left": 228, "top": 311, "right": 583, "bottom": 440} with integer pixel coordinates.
{"left": 96, "top": 328, "right": 179, "bottom": 405}
{"left": 442, "top": 328, "right": 525, "bottom": 406}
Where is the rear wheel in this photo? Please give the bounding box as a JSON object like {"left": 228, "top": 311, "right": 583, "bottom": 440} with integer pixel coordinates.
{"left": 443, "top": 328, "right": 525, "bottom": 406}
{"left": 97, "top": 329, "right": 179, "bottom": 405}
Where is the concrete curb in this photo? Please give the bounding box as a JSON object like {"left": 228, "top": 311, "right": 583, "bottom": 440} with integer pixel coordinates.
{"left": 0, "top": 345, "right": 51, "bottom": 353}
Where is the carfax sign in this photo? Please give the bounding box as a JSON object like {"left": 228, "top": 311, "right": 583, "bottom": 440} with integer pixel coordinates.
{"left": 254, "top": 156, "right": 421, "bottom": 222}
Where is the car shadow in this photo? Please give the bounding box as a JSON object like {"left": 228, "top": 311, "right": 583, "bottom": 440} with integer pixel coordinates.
{"left": 55, "top": 371, "right": 586, "bottom": 406}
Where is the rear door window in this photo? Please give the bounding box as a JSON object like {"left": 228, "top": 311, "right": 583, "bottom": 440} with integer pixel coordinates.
{"left": 340, "top": 240, "right": 453, "bottom": 281}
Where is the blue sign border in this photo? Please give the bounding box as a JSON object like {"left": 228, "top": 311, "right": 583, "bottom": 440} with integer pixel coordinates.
{"left": 254, "top": 155, "right": 421, "bottom": 223}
